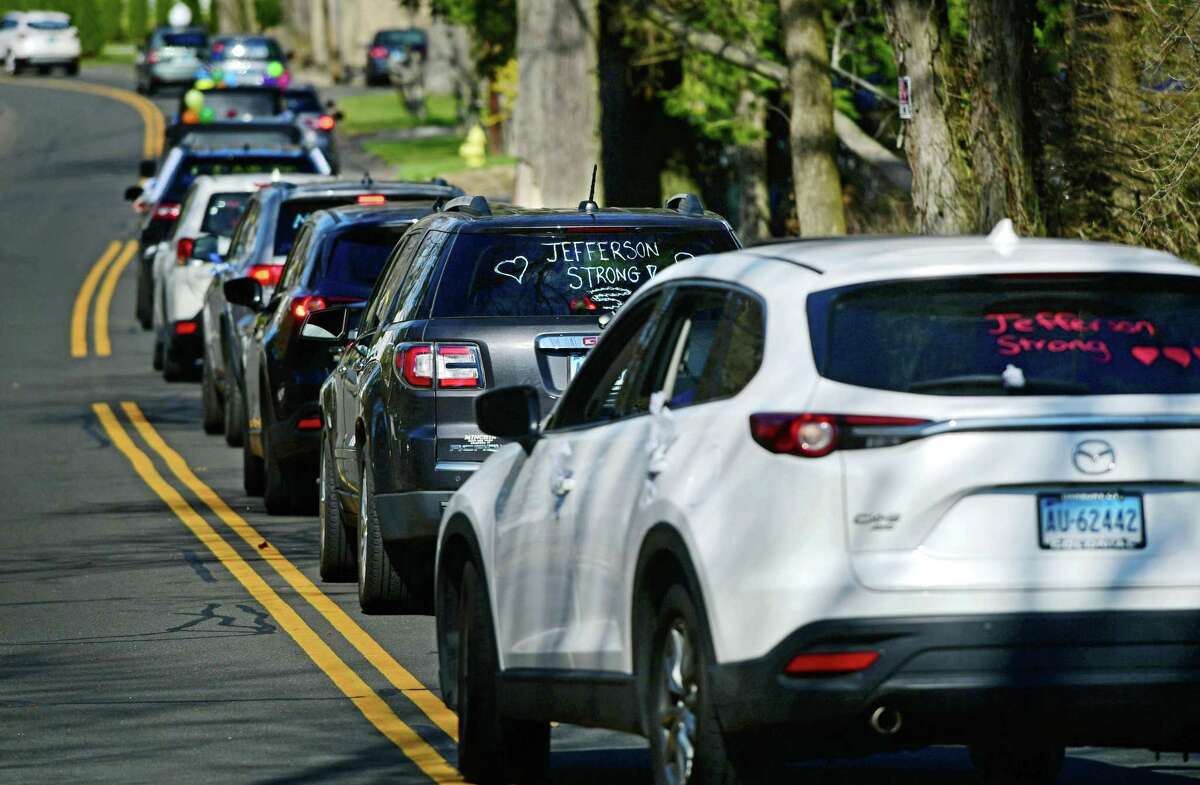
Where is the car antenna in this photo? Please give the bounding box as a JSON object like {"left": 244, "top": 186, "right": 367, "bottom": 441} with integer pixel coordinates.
{"left": 578, "top": 164, "right": 599, "bottom": 213}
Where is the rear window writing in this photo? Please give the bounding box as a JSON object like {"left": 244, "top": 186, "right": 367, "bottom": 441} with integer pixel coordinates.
{"left": 808, "top": 273, "right": 1200, "bottom": 396}
{"left": 201, "top": 193, "right": 249, "bottom": 238}
{"left": 433, "top": 229, "right": 737, "bottom": 317}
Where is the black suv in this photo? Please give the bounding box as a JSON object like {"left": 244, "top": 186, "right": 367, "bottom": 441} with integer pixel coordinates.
{"left": 304, "top": 195, "right": 739, "bottom": 612}
{"left": 225, "top": 204, "right": 441, "bottom": 514}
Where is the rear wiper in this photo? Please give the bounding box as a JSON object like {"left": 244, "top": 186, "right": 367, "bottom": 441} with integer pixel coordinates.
{"left": 908, "top": 374, "right": 1088, "bottom": 395}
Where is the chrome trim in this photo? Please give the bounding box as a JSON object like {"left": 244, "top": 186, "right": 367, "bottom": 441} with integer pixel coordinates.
{"left": 535, "top": 334, "right": 600, "bottom": 351}
{"left": 435, "top": 461, "right": 482, "bottom": 473}
{"left": 855, "top": 414, "right": 1200, "bottom": 439}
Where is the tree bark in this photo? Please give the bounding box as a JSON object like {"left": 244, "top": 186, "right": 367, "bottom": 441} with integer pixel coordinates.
{"left": 883, "top": 0, "right": 974, "bottom": 233}
{"left": 733, "top": 90, "right": 771, "bottom": 241}
{"left": 778, "top": 0, "right": 846, "bottom": 236}
{"left": 513, "top": 0, "right": 602, "bottom": 208}
{"left": 308, "top": 0, "right": 328, "bottom": 68}
{"left": 967, "top": 0, "right": 1040, "bottom": 233}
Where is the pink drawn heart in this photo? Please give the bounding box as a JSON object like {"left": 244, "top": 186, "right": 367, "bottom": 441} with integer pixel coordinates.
{"left": 1131, "top": 347, "right": 1160, "bottom": 366}
{"left": 1164, "top": 347, "right": 1191, "bottom": 367}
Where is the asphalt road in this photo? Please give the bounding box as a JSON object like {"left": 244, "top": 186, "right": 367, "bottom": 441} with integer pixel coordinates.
{"left": 0, "top": 68, "right": 1198, "bottom": 785}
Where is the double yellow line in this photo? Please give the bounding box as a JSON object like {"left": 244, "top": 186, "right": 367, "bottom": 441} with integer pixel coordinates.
{"left": 71, "top": 240, "right": 138, "bottom": 358}
{"left": 95, "top": 401, "right": 463, "bottom": 781}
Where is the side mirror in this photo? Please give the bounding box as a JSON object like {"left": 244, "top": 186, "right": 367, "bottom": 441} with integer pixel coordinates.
{"left": 476, "top": 385, "right": 541, "bottom": 454}
{"left": 223, "top": 277, "right": 265, "bottom": 311}
{"left": 139, "top": 159, "right": 157, "bottom": 178}
{"left": 300, "top": 306, "right": 355, "bottom": 343}
{"left": 332, "top": 110, "right": 344, "bottom": 121}
{"left": 124, "top": 185, "right": 144, "bottom": 201}
{"left": 191, "top": 233, "right": 220, "bottom": 262}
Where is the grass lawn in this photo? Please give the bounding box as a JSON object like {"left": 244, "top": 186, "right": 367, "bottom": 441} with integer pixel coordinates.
{"left": 338, "top": 91, "right": 458, "bottom": 136}
{"left": 363, "top": 135, "right": 515, "bottom": 181}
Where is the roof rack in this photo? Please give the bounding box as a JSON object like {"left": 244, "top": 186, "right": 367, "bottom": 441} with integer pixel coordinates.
{"left": 665, "top": 193, "right": 705, "bottom": 216}
{"left": 443, "top": 195, "right": 492, "bottom": 216}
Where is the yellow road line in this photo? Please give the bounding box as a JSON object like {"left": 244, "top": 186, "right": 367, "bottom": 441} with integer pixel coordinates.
{"left": 121, "top": 401, "right": 461, "bottom": 741}
{"left": 93, "top": 241, "right": 139, "bottom": 358}
{"left": 70, "top": 241, "right": 121, "bottom": 358}
{"left": 93, "top": 403, "right": 463, "bottom": 783}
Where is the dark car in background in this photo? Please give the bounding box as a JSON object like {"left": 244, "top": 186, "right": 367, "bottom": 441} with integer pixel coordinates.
{"left": 226, "top": 205, "right": 441, "bottom": 514}
{"left": 208, "top": 35, "right": 290, "bottom": 88}
{"left": 303, "top": 194, "right": 739, "bottom": 612}
{"left": 200, "top": 179, "right": 463, "bottom": 454}
{"left": 365, "top": 28, "right": 427, "bottom": 86}
{"left": 284, "top": 86, "right": 342, "bottom": 173}
{"left": 136, "top": 26, "right": 208, "bottom": 94}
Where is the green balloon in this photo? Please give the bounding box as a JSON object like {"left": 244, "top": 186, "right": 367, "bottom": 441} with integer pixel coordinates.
{"left": 199, "top": 107, "right": 215, "bottom": 123}
{"left": 194, "top": 78, "right": 215, "bottom": 90}
{"left": 266, "top": 61, "right": 284, "bottom": 78}
{"left": 184, "top": 89, "right": 205, "bottom": 111}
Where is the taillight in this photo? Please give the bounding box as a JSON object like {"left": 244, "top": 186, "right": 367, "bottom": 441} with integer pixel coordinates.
{"left": 316, "top": 114, "right": 336, "bottom": 131}
{"left": 290, "top": 295, "right": 326, "bottom": 320}
{"left": 248, "top": 264, "right": 283, "bottom": 286}
{"left": 174, "top": 320, "right": 198, "bottom": 336}
{"left": 175, "top": 237, "right": 195, "bottom": 265}
{"left": 296, "top": 417, "right": 322, "bottom": 430}
{"left": 784, "top": 651, "right": 879, "bottom": 675}
{"left": 356, "top": 194, "right": 386, "bottom": 205}
{"left": 147, "top": 50, "right": 159, "bottom": 64}
{"left": 370, "top": 46, "right": 388, "bottom": 59}
{"left": 153, "top": 202, "right": 181, "bottom": 221}
{"left": 395, "top": 344, "right": 482, "bottom": 389}
{"left": 750, "top": 413, "right": 930, "bottom": 457}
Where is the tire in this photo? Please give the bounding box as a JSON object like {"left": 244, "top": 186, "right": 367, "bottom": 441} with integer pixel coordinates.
{"left": 162, "top": 349, "right": 184, "bottom": 382}
{"left": 201, "top": 361, "right": 224, "bottom": 435}
{"left": 65, "top": 59, "right": 79, "bottom": 76}
{"left": 356, "top": 462, "right": 429, "bottom": 613}
{"left": 645, "top": 584, "right": 740, "bottom": 785}
{"left": 152, "top": 338, "right": 164, "bottom": 371}
{"left": 224, "top": 375, "right": 245, "bottom": 447}
{"left": 136, "top": 258, "right": 153, "bottom": 330}
{"left": 456, "top": 561, "right": 550, "bottom": 784}
{"left": 319, "top": 437, "right": 356, "bottom": 581}
{"left": 970, "top": 740, "right": 1065, "bottom": 784}
{"left": 242, "top": 425, "right": 265, "bottom": 496}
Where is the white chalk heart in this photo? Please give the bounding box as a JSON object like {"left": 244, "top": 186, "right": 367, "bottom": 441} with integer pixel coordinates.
{"left": 494, "top": 256, "right": 529, "bottom": 285}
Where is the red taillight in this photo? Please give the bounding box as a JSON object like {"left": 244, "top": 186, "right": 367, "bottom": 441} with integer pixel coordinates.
{"left": 153, "top": 202, "right": 181, "bottom": 221}
{"left": 356, "top": 194, "right": 386, "bottom": 205}
{"left": 784, "top": 651, "right": 880, "bottom": 675}
{"left": 147, "top": 50, "right": 160, "bottom": 64}
{"left": 395, "top": 344, "right": 482, "bottom": 389}
{"left": 750, "top": 413, "right": 929, "bottom": 457}
{"left": 291, "top": 295, "right": 327, "bottom": 320}
{"left": 369, "top": 46, "right": 388, "bottom": 59}
{"left": 565, "top": 226, "right": 626, "bottom": 233}
{"left": 316, "top": 114, "right": 336, "bottom": 131}
{"left": 296, "top": 417, "right": 322, "bottom": 430}
{"left": 175, "top": 237, "right": 195, "bottom": 265}
{"left": 212, "top": 42, "right": 225, "bottom": 55}
{"left": 174, "top": 320, "right": 198, "bottom": 336}
{"left": 248, "top": 264, "right": 283, "bottom": 286}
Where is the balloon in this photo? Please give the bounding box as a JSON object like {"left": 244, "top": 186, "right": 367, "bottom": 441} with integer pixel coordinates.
{"left": 199, "top": 107, "right": 215, "bottom": 123}
{"left": 181, "top": 109, "right": 200, "bottom": 124}
{"left": 210, "top": 69, "right": 224, "bottom": 82}
{"left": 167, "top": 2, "right": 193, "bottom": 28}
{"left": 222, "top": 71, "right": 237, "bottom": 87}
{"left": 184, "top": 89, "right": 205, "bottom": 111}
{"left": 266, "top": 61, "right": 284, "bottom": 78}
{"left": 194, "top": 78, "right": 215, "bottom": 90}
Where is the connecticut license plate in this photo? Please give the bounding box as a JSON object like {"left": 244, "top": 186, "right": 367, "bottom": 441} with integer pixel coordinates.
{"left": 1038, "top": 491, "right": 1145, "bottom": 550}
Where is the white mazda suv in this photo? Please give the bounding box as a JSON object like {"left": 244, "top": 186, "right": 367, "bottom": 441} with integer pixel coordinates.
{"left": 435, "top": 224, "right": 1200, "bottom": 784}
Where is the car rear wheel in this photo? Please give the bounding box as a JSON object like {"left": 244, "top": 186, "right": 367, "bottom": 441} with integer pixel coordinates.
{"left": 356, "top": 462, "right": 427, "bottom": 613}
{"left": 162, "top": 349, "right": 185, "bottom": 382}
{"left": 201, "top": 361, "right": 224, "bottom": 435}
{"left": 645, "top": 584, "right": 740, "bottom": 785}
{"left": 318, "top": 437, "right": 355, "bottom": 582}
{"left": 65, "top": 59, "right": 78, "bottom": 76}
{"left": 242, "top": 425, "right": 265, "bottom": 496}
{"left": 152, "top": 338, "right": 164, "bottom": 371}
{"left": 970, "top": 740, "right": 1065, "bottom": 784}
{"left": 223, "top": 376, "right": 245, "bottom": 447}
{"left": 455, "top": 560, "right": 550, "bottom": 784}
{"left": 136, "top": 259, "right": 153, "bottom": 330}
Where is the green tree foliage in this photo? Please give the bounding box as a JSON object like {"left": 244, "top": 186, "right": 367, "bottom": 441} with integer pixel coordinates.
{"left": 128, "top": 0, "right": 149, "bottom": 39}
{"left": 404, "top": 0, "right": 516, "bottom": 79}
{"left": 154, "top": 0, "right": 168, "bottom": 26}
{"left": 253, "top": 0, "right": 280, "bottom": 29}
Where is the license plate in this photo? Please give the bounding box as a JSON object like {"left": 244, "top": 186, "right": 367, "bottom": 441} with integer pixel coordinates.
{"left": 1038, "top": 491, "right": 1145, "bottom": 550}
{"left": 568, "top": 353, "right": 587, "bottom": 379}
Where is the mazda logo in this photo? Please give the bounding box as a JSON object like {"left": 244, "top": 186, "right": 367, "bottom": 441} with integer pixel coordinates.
{"left": 1072, "top": 440, "right": 1116, "bottom": 474}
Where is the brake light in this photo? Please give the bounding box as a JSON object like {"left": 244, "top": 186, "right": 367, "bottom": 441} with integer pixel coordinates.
{"left": 356, "top": 194, "right": 386, "bottom": 205}
{"left": 785, "top": 651, "right": 879, "bottom": 675}
{"left": 750, "top": 413, "right": 930, "bottom": 457}
{"left": 316, "top": 114, "right": 336, "bottom": 131}
{"left": 175, "top": 237, "right": 195, "bottom": 265}
{"left": 174, "top": 320, "right": 198, "bottom": 336}
{"left": 296, "top": 417, "right": 322, "bottom": 430}
{"left": 248, "top": 264, "right": 283, "bottom": 286}
{"left": 395, "top": 344, "right": 482, "bottom": 389}
{"left": 153, "top": 203, "right": 182, "bottom": 221}
{"left": 370, "top": 46, "right": 388, "bottom": 58}
{"left": 147, "top": 50, "right": 159, "bottom": 64}
{"left": 212, "top": 42, "right": 225, "bottom": 55}
{"left": 565, "top": 226, "right": 626, "bottom": 233}
{"left": 291, "top": 295, "right": 326, "bottom": 320}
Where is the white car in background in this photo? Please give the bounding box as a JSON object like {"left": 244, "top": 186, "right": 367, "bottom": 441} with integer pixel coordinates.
{"left": 436, "top": 223, "right": 1200, "bottom": 784}
{"left": 0, "top": 11, "right": 80, "bottom": 76}
{"left": 151, "top": 175, "right": 264, "bottom": 382}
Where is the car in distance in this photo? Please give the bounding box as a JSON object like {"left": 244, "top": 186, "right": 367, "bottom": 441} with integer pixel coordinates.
{"left": 207, "top": 35, "right": 290, "bottom": 88}
{"left": 305, "top": 194, "right": 738, "bottom": 614}
{"left": 365, "top": 28, "right": 427, "bottom": 86}
{"left": 228, "top": 203, "right": 442, "bottom": 514}
{"left": 0, "top": 11, "right": 80, "bottom": 76}
{"left": 135, "top": 25, "right": 208, "bottom": 93}
{"left": 436, "top": 225, "right": 1200, "bottom": 784}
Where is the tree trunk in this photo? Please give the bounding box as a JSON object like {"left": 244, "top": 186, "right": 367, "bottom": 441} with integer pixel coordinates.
{"left": 308, "top": 0, "right": 328, "bottom": 68}
{"left": 513, "top": 0, "right": 602, "bottom": 208}
{"left": 733, "top": 89, "right": 771, "bottom": 241}
{"left": 778, "top": 0, "right": 846, "bottom": 236}
{"left": 883, "top": 0, "right": 974, "bottom": 233}
{"left": 967, "top": 0, "right": 1040, "bottom": 234}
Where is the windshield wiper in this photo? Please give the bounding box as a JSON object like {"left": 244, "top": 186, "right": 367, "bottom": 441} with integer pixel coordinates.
{"left": 908, "top": 374, "right": 1088, "bottom": 395}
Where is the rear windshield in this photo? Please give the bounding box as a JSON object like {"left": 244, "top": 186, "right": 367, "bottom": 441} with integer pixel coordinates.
{"left": 375, "top": 30, "right": 426, "bottom": 47}
{"left": 165, "top": 156, "right": 315, "bottom": 203}
{"left": 313, "top": 227, "right": 409, "bottom": 296}
{"left": 433, "top": 228, "right": 737, "bottom": 317}
{"left": 201, "top": 193, "right": 250, "bottom": 238}
{"left": 212, "top": 39, "right": 284, "bottom": 62}
{"left": 181, "top": 130, "right": 298, "bottom": 148}
{"left": 158, "top": 32, "right": 207, "bottom": 48}
{"left": 274, "top": 197, "right": 428, "bottom": 255}
{"left": 28, "top": 19, "right": 69, "bottom": 31}
{"left": 192, "top": 91, "right": 282, "bottom": 120}
{"left": 808, "top": 273, "right": 1200, "bottom": 396}
{"left": 284, "top": 90, "right": 322, "bottom": 113}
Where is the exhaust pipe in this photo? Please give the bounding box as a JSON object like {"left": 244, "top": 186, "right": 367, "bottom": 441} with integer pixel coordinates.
{"left": 869, "top": 705, "right": 903, "bottom": 736}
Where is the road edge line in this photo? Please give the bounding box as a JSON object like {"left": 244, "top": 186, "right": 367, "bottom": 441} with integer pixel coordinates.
{"left": 70, "top": 241, "right": 120, "bottom": 358}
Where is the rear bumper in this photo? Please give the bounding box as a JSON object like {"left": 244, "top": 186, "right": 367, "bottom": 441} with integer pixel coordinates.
{"left": 166, "top": 322, "right": 203, "bottom": 367}
{"left": 375, "top": 491, "right": 452, "bottom": 544}
{"left": 710, "top": 610, "right": 1200, "bottom": 757}
{"left": 265, "top": 405, "right": 323, "bottom": 466}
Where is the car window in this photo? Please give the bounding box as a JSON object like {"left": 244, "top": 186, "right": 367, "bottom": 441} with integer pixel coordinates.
{"left": 547, "top": 292, "right": 668, "bottom": 431}
{"left": 227, "top": 201, "right": 260, "bottom": 261}
{"left": 200, "top": 192, "right": 250, "bottom": 239}
{"left": 359, "top": 232, "right": 419, "bottom": 337}
{"left": 191, "top": 91, "right": 282, "bottom": 120}
{"left": 808, "top": 273, "right": 1200, "bottom": 396}
{"left": 159, "top": 31, "right": 207, "bottom": 49}
{"left": 278, "top": 225, "right": 313, "bottom": 291}
{"left": 164, "top": 156, "right": 313, "bottom": 203}
{"left": 284, "top": 90, "right": 322, "bottom": 113}
{"left": 391, "top": 230, "right": 449, "bottom": 323}
{"left": 313, "top": 225, "right": 410, "bottom": 297}
{"left": 211, "top": 38, "right": 284, "bottom": 62}
{"left": 27, "top": 19, "right": 69, "bottom": 31}
{"left": 275, "top": 198, "right": 365, "bottom": 256}
{"left": 642, "top": 287, "right": 765, "bottom": 410}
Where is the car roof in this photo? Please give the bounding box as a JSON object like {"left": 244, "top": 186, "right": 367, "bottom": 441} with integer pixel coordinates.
{"left": 426, "top": 205, "right": 734, "bottom": 235}
{"left": 17, "top": 11, "right": 70, "bottom": 20}
{"left": 280, "top": 180, "right": 463, "bottom": 201}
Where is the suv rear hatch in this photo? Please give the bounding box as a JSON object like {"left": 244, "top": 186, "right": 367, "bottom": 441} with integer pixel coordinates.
{"left": 426, "top": 225, "right": 738, "bottom": 463}
{"left": 804, "top": 272, "right": 1200, "bottom": 592}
